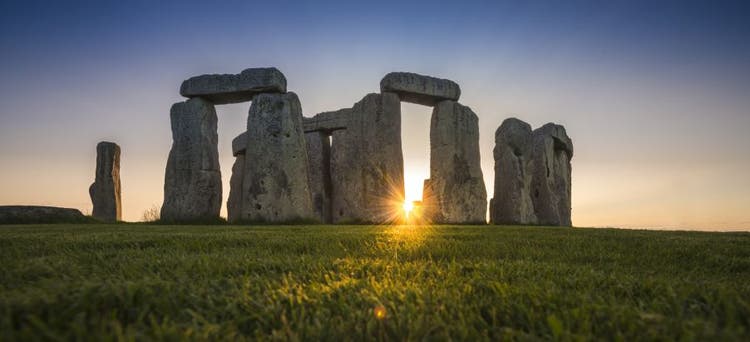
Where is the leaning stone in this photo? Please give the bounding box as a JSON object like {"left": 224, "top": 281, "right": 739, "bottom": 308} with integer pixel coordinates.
{"left": 423, "top": 100, "right": 486, "bottom": 223}
{"left": 89, "top": 141, "right": 121, "bottom": 222}
{"left": 329, "top": 92, "right": 405, "bottom": 223}
{"left": 241, "top": 92, "right": 314, "bottom": 222}
{"left": 489, "top": 118, "right": 536, "bottom": 224}
{"left": 305, "top": 131, "right": 332, "bottom": 223}
{"left": 0, "top": 206, "right": 89, "bottom": 224}
{"left": 161, "top": 98, "right": 222, "bottom": 222}
{"left": 180, "top": 67, "right": 287, "bottom": 105}
{"left": 529, "top": 123, "right": 573, "bottom": 226}
{"left": 380, "top": 72, "right": 461, "bottom": 106}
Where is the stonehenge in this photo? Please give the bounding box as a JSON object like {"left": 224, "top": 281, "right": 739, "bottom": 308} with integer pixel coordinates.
{"left": 423, "top": 101, "right": 487, "bottom": 223}
{"left": 180, "top": 67, "right": 287, "bottom": 105}
{"left": 161, "top": 97, "right": 222, "bottom": 222}
{"left": 161, "top": 67, "right": 572, "bottom": 226}
{"left": 240, "top": 92, "right": 314, "bottom": 222}
{"left": 490, "top": 118, "right": 573, "bottom": 226}
{"left": 89, "top": 141, "right": 121, "bottom": 222}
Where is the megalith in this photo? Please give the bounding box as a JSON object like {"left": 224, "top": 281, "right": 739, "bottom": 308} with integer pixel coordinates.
{"left": 490, "top": 118, "right": 573, "bottom": 226}
{"left": 180, "top": 67, "right": 287, "bottom": 105}
{"left": 305, "top": 131, "right": 332, "bottom": 223}
{"left": 380, "top": 72, "right": 461, "bottom": 106}
{"left": 329, "top": 93, "right": 405, "bottom": 223}
{"left": 161, "top": 97, "right": 222, "bottom": 222}
{"left": 423, "top": 100, "right": 487, "bottom": 223}
{"left": 241, "top": 92, "right": 314, "bottom": 222}
{"left": 530, "top": 123, "right": 573, "bottom": 226}
{"left": 89, "top": 141, "right": 121, "bottom": 222}
{"left": 490, "top": 118, "right": 536, "bottom": 224}
{"left": 227, "top": 132, "right": 247, "bottom": 223}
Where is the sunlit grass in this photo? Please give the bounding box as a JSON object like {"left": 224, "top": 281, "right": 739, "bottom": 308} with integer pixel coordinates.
{"left": 1, "top": 224, "right": 749, "bottom": 340}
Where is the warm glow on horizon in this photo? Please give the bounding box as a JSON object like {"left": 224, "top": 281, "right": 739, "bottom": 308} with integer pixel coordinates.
{"left": 403, "top": 201, "right": 414, "bottom": 218}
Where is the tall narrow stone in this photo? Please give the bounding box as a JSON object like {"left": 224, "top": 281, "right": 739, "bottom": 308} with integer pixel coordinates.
{"left": 330, "top": 93, "right": 404, "bottom": 223}
{"left": 490, "top": 118, "right": 536, "bottom": 224}
{"left": 424, "top": 100, "right": 487, "bottom": 223}
{"left": 530, "top": 124, "right": 573, "bottom": 226}
{"left": 89, "top": 141, "right": 121, "bottom": 222}
{"left": 306, "top": 131, "right": 332, "bottom": 223}
{"left": 161, "top": 98, "right": 222, "bottom": 222}
{"left": 241, "top": 92, "right": 314, "bottom": 222}
{"left": 227, "top": 132, "right": 247, "bottom": 223}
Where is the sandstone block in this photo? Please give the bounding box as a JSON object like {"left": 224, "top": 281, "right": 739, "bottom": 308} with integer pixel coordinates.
{"left": 424, "top": 100, "right": 487, "bottom": 223}
{"left": 330, "top": 92, "right": 405, "bottom": 223}
{"left": 89, "top": 141, "right": 121, "bottom": 222}
{"left": 161, "top": 98, "right": 222, "bottom": 222}
{"left": 380, "top": 72, "right": 461, "bottom": 106}
{"left": 180, "top": 67, "right": 287, "bottom": 105}
{"left": 241, "top": 92, "right": 314, "bottom": 222}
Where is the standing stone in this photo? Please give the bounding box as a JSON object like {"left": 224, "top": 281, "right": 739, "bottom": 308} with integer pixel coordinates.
{"left": 380, "top": 72, "right": 461, "bottom": 106}
{"left": 241, "top": 92, "right": 314, "bottom": 222}
{"left": 89, "top": 141, "right": 121, "bottom": 222}
{"left": 490, "top": 118, "right": 573, "bottom": 226}
{"left": 490, "top": 118, "right": 536, "bottom": 224}
{"left": 424, "top": 100, "right": 487, "bottom": 223}
{"left": 529, "top": 123, "right": 573, "bottom": 226}
{"left": 161, "top": 97, "right": 222, "bottom": 222}
{"left": 227, "top": 132, "right": 247, "bottom": 223}
{"left": 305, "top": 131, "right": 332, "bottom": 223}
{"left": 330, "top": 93, "right": 405, "bottom": 223}
{"left": 180, "top": 67, "right": 287, "bottom": 105}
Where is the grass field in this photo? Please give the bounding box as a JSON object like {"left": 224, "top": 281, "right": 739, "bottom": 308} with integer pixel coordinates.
{"left": 1, "top": 224, "right": 749, "bottom": 340}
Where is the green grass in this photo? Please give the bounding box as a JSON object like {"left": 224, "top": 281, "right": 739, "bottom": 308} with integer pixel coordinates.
{"left": 1, "top": 225, "right": 749, "bottom": 340}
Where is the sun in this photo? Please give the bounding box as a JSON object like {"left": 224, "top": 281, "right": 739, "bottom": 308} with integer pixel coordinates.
{"left": 403, "top": 201, "right": 414, "bottom": 216}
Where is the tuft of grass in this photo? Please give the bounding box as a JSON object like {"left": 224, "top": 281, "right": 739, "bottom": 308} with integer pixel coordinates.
{"left": 0, "top": 224, "right": 748, "bottom": 340}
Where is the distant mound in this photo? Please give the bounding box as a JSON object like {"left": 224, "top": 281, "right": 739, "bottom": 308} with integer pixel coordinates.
{"left": 0, "top": 206, "right": 92, "bottom": 224}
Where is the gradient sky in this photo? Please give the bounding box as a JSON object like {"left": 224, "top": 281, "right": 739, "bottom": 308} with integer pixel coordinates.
{"left": 1, "top": 0, "right": 749, "bottom": 230}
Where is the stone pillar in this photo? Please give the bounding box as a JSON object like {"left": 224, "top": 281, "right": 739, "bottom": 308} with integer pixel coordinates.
{"left": 227, "top": 132, "right": 247, "bottom": 223}
{"left": 490, "top": 118, "right": 536, "bottom": 224}
{"left": 241, "top": 92, "right": 314, "bottom": 222}
{"left": 424, "top": 100, "right": 487, "bottom": 223}
{"left": 89, "top": 141, "right": 121, "bottom": 222}
{"left": 490, "top": 118, "right": 573, "bottom": 226}
{"left": 530, "top": 124, "right": 573, "bottom": 226}
{"left": 306, "top": 131, "right": 332, "bottom": 223}
{"left": 161, "top": 97, "right": 222, "bottom": 222}
{"left": 330, "top": 92, "right": 404, "bottom": 223}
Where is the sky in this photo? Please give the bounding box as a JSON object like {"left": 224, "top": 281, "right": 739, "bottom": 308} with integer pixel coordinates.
{"left": 1, "top": 0, "right": 749, "bottom": 230}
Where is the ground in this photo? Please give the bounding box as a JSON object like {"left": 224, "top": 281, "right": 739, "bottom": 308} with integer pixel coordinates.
{"left": 1, "top": 225, "right": 748, "bottom": 340}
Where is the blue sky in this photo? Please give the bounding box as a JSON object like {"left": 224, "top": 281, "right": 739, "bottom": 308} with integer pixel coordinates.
{"left": 1, "top": 0, "right": 749, "bottom": 229}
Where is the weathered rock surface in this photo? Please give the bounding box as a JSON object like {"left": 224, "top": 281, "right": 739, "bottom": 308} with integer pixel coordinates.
{"left": 232, "top": 131, "right": 247, "bottom": 156}
{"left": 380, "top": 72, "right": 461, "bottom": 106}
{"left": 226, "top": 154, "right": 245, "bottom": 223}
{"left": 161, "top": 98, "right": 222, "bottom": 222}
{"left": 89, "top": 141, "right": 121, "bottom": 222}
{"left": 302, "top": 109, "right": 349, "bottom": 133}
{"left": 423, "top": 100, "right": 487, "bottom": 223}
{"left": 241, "top": 92, "right": 314, "bottom": 222}
{"left": 530, "top": 123, "right": 573, "bottom": 226}
{"left": 490, "top": 118, "right": 573, "bottom": 226}
{"left": 305, "top": 131, "right": 332, "bottom": 223}
{"left": 490, "top": 118, "right": 535, "bottom": 224}
{"left": 0, "top": 206, "right": 90, "bottom": 224}
{"left": 330, "top": 92, "right": 405, "bottom": 223}
{"left": 180, "top": 67, "right": 287, "bottom": 105}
